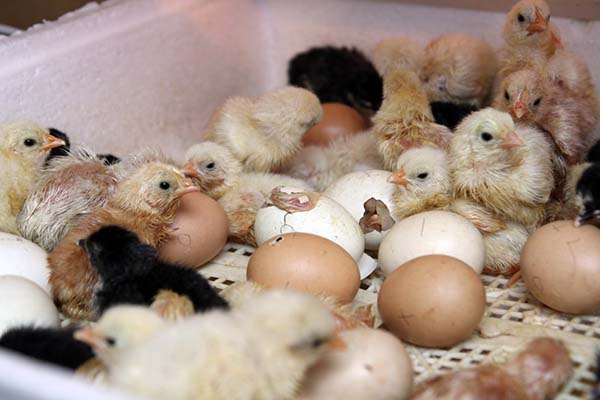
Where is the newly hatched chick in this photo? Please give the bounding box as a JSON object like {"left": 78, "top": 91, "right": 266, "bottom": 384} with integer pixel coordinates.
{"left": 421, "top": 33, "right": 497, "bottom": 107}
{"left": 106, "top": 290, "right": 340, "bottom": 400}
{"left": 17, "top": 150, "right": 122, "bottom": 252}
{"left": 574, "top": 163, "right": 600, "bottom": 226}
{"left": 48, "top": 160, "right": 199, "bottom": 320}
{"left": 288, "top": 46, "right": 383, "bottom": 117}
{"left": 371, "top": 36, "right": 424, "bottom": 77}
{"left": 373, "top": 69, "right": 452, "bottom": 170}
{"left": 411, "top": 337, "right": 572, "bottom": 400}
{"left": 80, "top": 225, "right": 228, "bottom": 316}
{"left": 204, "top": 86, "right": 322, "bottom": 173}
{"left": 0, "top": 121, "right": 66, "bottom": 234}
{"left": 183, "top": 141, "right": 312, "bottom": 245}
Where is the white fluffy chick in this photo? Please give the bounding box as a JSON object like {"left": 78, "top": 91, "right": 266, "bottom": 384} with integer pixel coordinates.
{"left": 371, "top": 36, "right": 424, "bottom": 76}
{"left": 106, "top": 290, "right": 339, "bottom": 400}
{"left": 204, "top": 86, "right": 322, "bottom": 173}
{"left": 183, "top": 141, "right": 312, "bottom": 245}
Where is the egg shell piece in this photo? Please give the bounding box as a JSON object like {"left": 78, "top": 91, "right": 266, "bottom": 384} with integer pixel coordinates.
{"left": 0, "top": 276, "right": 59, "bottom": 336}
{"left": 247, "top": 232, "right": 360, "bottom": 304}
{"left": 299, "top": 328, "right": 413, "bottom": 400}
{"left": 302, "top": 103, "right": 368, "bottom": 147}
{"left": 325, "top": 170, "right": 396, "bottom": 250}
{"left": 0, "top": 232, "right": 51, "bottom": 295}
{"left": 378, "top": 210, "right": 485, "bottom": 275}
{"left": 521, "top": 220, "right": 600, "bottom": 314}
{"left": 255, "top": 189, "right": 365, "bottom": 262}
{"left": 378, "top": 255, "right": 486, "bottom": 348}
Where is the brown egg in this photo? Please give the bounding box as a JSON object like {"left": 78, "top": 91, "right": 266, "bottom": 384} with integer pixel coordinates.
{"left": 378, "top": 255, "right": 486, "bottom": 348}
{"left": 247, "top": 232, "right": 360, "bottom": 304}
{"left": 302, "top": 103, "right": 368, "bottom": 147}
{"left": 521, "top": 220, "right": 600, "bottom": 314}
{"left": 158, "top": 192, "right": 228, "bottom": 268}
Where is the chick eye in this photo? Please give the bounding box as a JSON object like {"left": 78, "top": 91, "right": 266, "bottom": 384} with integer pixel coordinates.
{"left": 547, "top": 14, "right": 551, "bottom": 21}
{"left": 311, "top": 338, "right": 325, "bottom": 348}
{"left": 532, "top": 97, "right": 542, "bottom": 107}
{"left": 23, "top": 138, "right": 37, "bottom": 147}
{"left": 417, "top": 172, "right": 429, "bottom": 179}
{"left": 159, "top": 181, "right": 171, "bottom": 190}
{"left": 481, "top": 132, "right": 493, "bottom": 142}
{"left": 105, "top": 337, "right": 116, "bottom": 347}
{"left": 517, "top": 13, "right": 525, "bottom": 22}
{"left": 504, "top": 91, "right": 510, "bottom": 101}
{"left": 205, "top": 162, "right": 216, "bottom": 171}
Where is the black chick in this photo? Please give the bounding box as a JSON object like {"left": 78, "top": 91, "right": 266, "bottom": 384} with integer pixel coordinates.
{"left": 79, "top": 225, "right": 229, "bottom": 315}
{"left": 430, "top": 101, "right": 479, "bottom": 130}
{"left": 46, "top": 128, "right": 71, "bottom": 163}
{"left": 288, "top": 46, "right": 383, "bottom": 117}
{"left": 0, "top": 326, "right": 93, "bottom": 370}
{"left": 575, "top": 163, "right": 600, "bottom": 226}
{"left": 587, "top": 139, "right": 600, "bottom": 163}
{"left": 97, "top": 154, "right": 121, "bottom": 165}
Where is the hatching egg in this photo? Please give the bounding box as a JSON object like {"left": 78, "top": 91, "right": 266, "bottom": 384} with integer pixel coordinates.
{"left": 521, "top": 220, "right": 600, "bottom": 314}
{"left": 302, "top": 103, "right": 368, "bottom": 146}
{"left": 0, "top": 232, "right": 51, "bottom": 295}
{"left": 378, "top": 255, "right": 486, "bottom": 348}
{"left": 299, "top": 328, "right": 413, "bottom": 400}
{"left": 159, "top": 192, "right": 228, "bottom": 268}
{"left": 0, "top": 276, "right": 59, "bottom": 335}
{"left": 247, "top": 232, "right": 360, "bottom": 304}
{"left": 325, "top": 170, "right": 396, "bottom": 251}
{"left": 378, "top": 210, "right": 485, "bottom": 275}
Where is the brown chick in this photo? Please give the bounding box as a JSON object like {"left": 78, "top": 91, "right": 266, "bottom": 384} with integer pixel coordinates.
{"left": 17, "top": 150, "right": 122, "bottom": 252}
{"left": 371, "top": 36, "right": 424, "bottom": 76}
{"left": 410, "top": 337, "right": 572, "bottom": 400}
{"left": 48, "top": 160, "right": 200, "bottom": 321}
{"left": 421, "top": 33, "right": 497, "bottom": 107}
{"left": 204, "top": 86, "right": 322, "bottom": 173}
{"left": 545, "top": 162, "right": 591, "bottom": 222}
{"left": 373, "top": 69, "right": 453, "bottom": 170}
{"left": 0, "top": 121, "right": 65, "bottom": 234}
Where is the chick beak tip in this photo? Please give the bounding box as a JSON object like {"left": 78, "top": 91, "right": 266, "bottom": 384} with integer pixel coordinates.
{"left": 501, "top": 131, "right": 524, "bottom": 149}
{"left": 41, "top": 134, "right": 66, "bottom": 151}
{"left": 181, "top": 162, "right": 199, "bottom": 179}
{"left": 527, "top": 8, "right": 548, "bottom": 34}
{"left": 73, "top": 327, "right": 102, "bottom": 349}
{"left": 329, "top": 335, "right": 347, "bottom": 351}
{"left": 175, "top": 181, "right": 201, "bottom": 197}
{"left": 388, "top": 170, "right": 410, "bottom": 186}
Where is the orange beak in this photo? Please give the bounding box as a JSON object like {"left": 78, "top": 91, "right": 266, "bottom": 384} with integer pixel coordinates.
{"left": 175, "top": 179, "right": 201, "bottom": 197}
{"left": 511, "top": 100, "right": 528, "bottom": 120}
{"left": 328, "top": 333, "right": 347, "bottom": 351}
{"left": 181, "top": 161, "right": 199, "bottom": 179}
{"left": 41, "top": 133, "right": 66, "bottom": 151}
{"left": 73, "top": 327, "right": 106, "bottom": 352}
{"left": 501, "top": 131, "right": 524, "bottom": 149}
{"left": 388, "top": 169, "right": 410, "bottom": 186}
{"left": 527, "top": 8, "right": 548, "bottom": 34}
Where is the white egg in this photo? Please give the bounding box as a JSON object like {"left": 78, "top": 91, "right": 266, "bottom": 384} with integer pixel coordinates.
{"left": 0, "top": 232, "right": 51, "bottom": 295}
{"left": 325, "top": 170, "right": 396, "bottom": 250}
{"left": 298, "top": 328, "right": 413, "bottom": 400}
{"left": 0, "top": 276, "right": 59, "bottom": 335}
{"left": 378, "top": 210, "right": 485, "bottom": 275}
{"left": 255, "top": 187, "right": 365, "bottom": 262}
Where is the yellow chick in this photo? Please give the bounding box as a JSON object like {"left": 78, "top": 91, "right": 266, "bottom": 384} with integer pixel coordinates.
{"left": 183, "top": 141, "right": 312, "bottom": 246}
{"left": 421, "top": 33, "right": 498, "bottom": 107}
{"left": 371, "top": 36, "right": 424, "bottom": 76}
{"left": 204, "top": 86, "right": 322, "bottom": 173}
{"left": 106, "top": 290, "right": 340, "bottom": 400}
{"left": 373, "top": 69, "right": 452, "bottom": 170}
{"left": 0, "top": 121, "right": 65, "bottom": 234}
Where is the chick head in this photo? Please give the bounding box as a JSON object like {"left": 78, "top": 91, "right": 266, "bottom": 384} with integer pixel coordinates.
{"left": 0, "top": 121, "right": 65, "bottom": 164}
{"left": 497, "top": 69, "right": 544, "bottom": 122}
{"left": 74, "top": 305, "right": 165, "bottom": 365}
{"left": 390, "top": 147, "right": 450, "bottom": 201}
{"left": 183, "top": 141, "right": 242, "bottom": 199}
{"left": 503, "top": 0, "right": 552, "bottom": 45}
{"left": 112, "top": 161, "right": 199, "bottom": 216}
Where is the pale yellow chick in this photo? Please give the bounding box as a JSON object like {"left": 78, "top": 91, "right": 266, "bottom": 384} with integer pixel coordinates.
{"left": 0, "top": 121, "right": 65, "bottom": 234}
{"left": 204, "top": 86, "right": 322, "bottom": 173}
{"left": 371, "top": 36, "right": 424, "bottom": 76}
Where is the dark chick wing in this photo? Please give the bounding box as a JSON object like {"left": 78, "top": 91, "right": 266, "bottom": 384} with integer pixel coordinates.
{"left": 431, "top": 102, "right": 479, "bottom": 130}
{"left": 95, "top": 280, "right": 148, "bottom": 314}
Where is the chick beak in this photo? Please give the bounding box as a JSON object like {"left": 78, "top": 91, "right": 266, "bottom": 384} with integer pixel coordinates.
{"left": 328, "top": 333, "right": 347, "bottom": 351}
{"left": 41, "top": 134, "right": 66, "bottom": 151}
{"left": 388, "top": 169, "right": 410, "bottom": 186}
{"left": 527, "top": 8, "right": 548, "bottom": 34}
{"left": 73, "top": 327, "right": 106, "bottom": 351}
{"left": 181, "top": 162, "right": 199, "bottom": 179}
{"left": 511, "top": 101, "right": 527, "bottom": 120}
{"left": 175, "top": 180, "right": 201, "bottom": 197}
{"left": 501, "top": 131, "right": 524, "bottom": 149}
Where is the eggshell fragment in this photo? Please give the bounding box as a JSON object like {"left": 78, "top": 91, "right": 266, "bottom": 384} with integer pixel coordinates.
{"left": 378, "top": 210, "right": 485, "bottom": 275}
{"left": 302, "top": 103, "right": 367, "bottom": 147}
{"left": 0, "top": 232, "right": 51, "bottom": 295}
{"left": 378, "top": 255, "right": 486, "bottom": 348}
{"left": 299, "top": 328, "right": 413, "bottom": 400}
{"left": 0, "top": 276, "right": 59, "bottom": 335}
{"left": 521, "top": 220, "right": 600, "bottom": 314}
{"left": 247, "top": 232, "right": 360, "bottom": 304}
{"left": 159, "top": 192, "right": 228, "bottom": 268}
{"left": 325, "top": 170, "right": 396, "bottom": 250}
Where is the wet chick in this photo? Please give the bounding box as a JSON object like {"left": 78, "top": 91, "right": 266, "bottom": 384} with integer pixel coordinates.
{"left": 373, "top": 69, "right": 452, "bottom": 170}
{"left": 204, "top": 86, "right": 322, "bottom": 173}
{"left": 17, "top": 150, "right": 122, "bottom": 252}
{"left": 106, "top": 290, "right": 340, "bottom": 400}
{"left": 288, "top": 46, "right": 382, "bottom": 117}
{"left": 421, "top": 33, "right": 497, "bottom": 107}
{"left": 80, "top": 225, "right": 228, "bottom": 317}
{"left": 371, "top": 36, "right": 424, "bottom": 77}
{"left": 183, "top": 141, "right": 312, "bottom": 245}
{"left": 574, "top": 163, "right": 600, "bottom": 226}
{"left": 48, "top": 160, "right": 199, "bottom": 321}
{"left": 0, "top": 121, "right": 66, "bottom": 234}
